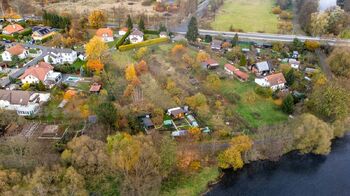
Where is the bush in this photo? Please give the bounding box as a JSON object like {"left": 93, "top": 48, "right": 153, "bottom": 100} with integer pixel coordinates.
{"left": 224, "top": 91, "right": 241, "bottom": 104}
{"left": 119, "top": 37, "right": 169, "bottom": 51}
{"left": 144, "top": 29, "right": 159, "bottom": 35}
{"left": 255, "top": 86, "right": 273, "bottom": 98}
{"left": 272, "top": 6, "right": 282, "bottom": 15}
{"left": 19, "top": 28, "right": 33, "bottom": 36}
{"left": 280, "top": 11, "right": 293, "bottom": 20}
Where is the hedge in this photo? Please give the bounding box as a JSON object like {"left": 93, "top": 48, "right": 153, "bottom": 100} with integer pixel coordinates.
{"left": 144, "top": 29, "right": 159, "bottom": 35}
{"left": 0, "top": 34, "right": 15, "bottom": 41}
{"left": 19, "top": 28, "right": 33, "bottom": 36}
{"left": 118, "top": 37, "right": 169, "bottom": 51}
{"left": 116, "top": 31, "right": 131, "bottom": 48}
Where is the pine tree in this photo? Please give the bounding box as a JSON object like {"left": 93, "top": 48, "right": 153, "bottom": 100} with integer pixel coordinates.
{"left": 232, "top": 33, "right": 239, "bottom": 46}
{"left": 281, "top": 94, "right": 294, "bottom": 114}
{"left": 285, "top": 69, "right": 296, "bottom": 86}
{"left": 240, "top": 55, "right": 247, "bottom": 66}
{"left": 186, "top": 17, "right": 199, "bottom": 42}
{"left": 126, "top": 15, "right": 133, "bottom": 29}
{"left": 139, "top": 17, "right": 145, "bottom": 31}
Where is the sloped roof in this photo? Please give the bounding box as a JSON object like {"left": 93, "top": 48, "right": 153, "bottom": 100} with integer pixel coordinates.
{"left": 234, "top": 70, "right": 249, "bottom": 80}
{"left": 96, "top": 28, "right": 113, "bottom": 37}
{"left": 0, "top": 90, "right": 31, "bottom": 105}
{"left": 224, "top": 64, "right": 238, "bottom": 72}
{"left": 89, "top": 83, "right": 101, "bottom": 92}
{"left": 130, "top": 29, "right": 144, "bottom": 36}
{"left": 3, "top": 24, "right": 24, "bottom": 34}
{"left": 255, "top": 61, "right": 270, "bottom": 72}
{"left": 6, "top": 44, "right": 25, "bottom": 55}
{"left": 19, "top": 62, "right": 53, "bottom": 81}
{"left": 266, "top": 73, "right": 286, "bottom": 86}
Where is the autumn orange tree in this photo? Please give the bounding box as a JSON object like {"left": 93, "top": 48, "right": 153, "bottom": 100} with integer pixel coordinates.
{"left": 217, "top": 135, "right": 253, "bottom": 170}
{"left": 196, "top": 51, "right": 209, "bottom": 62}
{"left": 88, "top": 10, "right": 107, "bottom": 28}
{"left": 171, "top": 44, "right": 186, "bottom": 58}
{"left": 85, "top": 36, "right": 108, "bottom": 60}
{"left": 135, "top": 60, "right": 148, "bottom": 75}
{"left": 87, "top": 59, "right": 104, "bottom": 72}
{"left": 125, "top": 64, "right": 137, "bottom": 81}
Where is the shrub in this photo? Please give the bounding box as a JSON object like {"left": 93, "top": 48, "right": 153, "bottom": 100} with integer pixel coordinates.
{"left": 255, "top": 86, "right": 273, "bottom": 98}
{"left": 272, "top": 6, "right": 282, "bottom": 15}
{"left": 19, "top": 28, "right": 33, "bottom": 36}
{"left": 118, "top": 37, "right": 169, "bottom": 51}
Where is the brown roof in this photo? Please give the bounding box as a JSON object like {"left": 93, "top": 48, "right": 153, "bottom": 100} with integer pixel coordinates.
{"left": 206, "top": 59, "right": 219, "bottom": 65}
{"left": 266, "top": 73, "right": 286, "bottom": 86}
{"left": 0, "top": 90, "right": 31, "bottom": 105}
{"left": 234, "top": 70, "right": 249, "bottom": 80}
{"left": 96, "top": 28, "right": 113, "bottom": 37}
{"left": 224, "top": 64, "right": 237, "bottom": 72}
{"left": 19, "top": 62, "right": 53, "bottom": 81}
{"left": 3, "top": 24, "right": 24, "bottom": 34}
{"left": 6, "top": 44, "right": 25, "bottom": 55}
{"left": 89, "top": 83, "right": 102, "bottom": 92}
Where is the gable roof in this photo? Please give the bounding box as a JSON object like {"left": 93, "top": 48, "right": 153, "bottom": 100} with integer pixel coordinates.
{"left": 96, "top": 28, "right": 113, "bottom": 37}
{"left": 234, "top": 70, "right": 249, "bottom": 80}
{"left": 6, "top": 44, "right": 25, "bottom": 55}
{"left": 130, "top": 28, "right": 144, "bottom": 36}
{"left": 224, "top": 64, "right": 238, "bottom": 72}
{"left": 266, "top": 73, "right": 286, "bottom": 86}
{"left": 206, "top": 59, "right": 219, "bottom": 65}
{"left": 119, "top": 27, "right": 129, "bottom": 32}
{"left": 89, "top": 83, "right": 102, "bottom": 92}
{"left": 19, "top": 62, "right": 53, "bottom": 81}
{"left": 255, "top": 61, "right": 270, "bottom": 72}
{"left": 33, "top": 27, "right": 52, "bottom": 36}
{"left": 0, "top": 90, "right": 31, "bottom": 105}
{"left": 3, "top": 24, "right": 24, "bottom": 34}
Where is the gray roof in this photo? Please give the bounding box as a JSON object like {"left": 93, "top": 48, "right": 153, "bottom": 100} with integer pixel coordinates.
{"left": 49, "top": 48, "right": 74, "bottom": 54}
{"left": 130, "top": 29, "right": 144, "bottom": 36}
{"left": 142, "top": 117, "right": 154, "bottom": 127}
{"left": 255, "top": 61, "right": 270, "bottom": 72}
{"left": 0, "top": 90, "right": 32, "bottom": 105}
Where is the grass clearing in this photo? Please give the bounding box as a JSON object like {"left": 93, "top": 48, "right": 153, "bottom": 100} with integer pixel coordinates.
{"left": 221, "top": 79, "right": 287, "bottom": 127}
{"left": 161, "top": 167, "right": 219, "bottom": 196}
{"left": 210, "top": 0, "right": 279, "bottom": 33}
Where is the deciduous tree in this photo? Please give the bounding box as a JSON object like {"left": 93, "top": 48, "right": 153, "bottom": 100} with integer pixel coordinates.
{"left": 85, "top": 36, "right": 108, "bottom": 60}
{"left": 88, "top": 10, "right": 106, "bottom": 28}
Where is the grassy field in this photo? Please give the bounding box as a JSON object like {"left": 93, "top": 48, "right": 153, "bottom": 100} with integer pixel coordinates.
{"left": 210, "top": 0, "right": 279, "bottom": 33}
{"left": 161, "top": 167, "right": 219, "bottom": 196}
{"left": 221, "top": 79, "right": 287, "bottom": 128}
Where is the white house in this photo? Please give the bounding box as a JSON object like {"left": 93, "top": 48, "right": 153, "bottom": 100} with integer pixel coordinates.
{"left": 32, "top": 26, "right": 55, "bottom": 41}
{"left": 0, "top": 90, "right": 50, "bottom": 116}
{"left": 159, "top": 31, "right": 168, "bottom": 38}
{"left": 289, "top": 59, "right": 300, "bottom": 69}
{"left": 44, "top": 48, "right": 77, "bottom": 65}
{"left": 19, "top": 62, "right": 62, "bottom": 87}
{"left": 255, "top": 73, "right": 286, "bottom": 91}
{"left": 129, "top": 28, "right": 144, "bottom": 44}
{"left": 118, "top": 27, "right": 129, "bottom": 36}
{"left": 96, "top": 28, "right": 114, "bottom": 42}
{"left": 1, "top": 44, "right": 28, "bottom": 61}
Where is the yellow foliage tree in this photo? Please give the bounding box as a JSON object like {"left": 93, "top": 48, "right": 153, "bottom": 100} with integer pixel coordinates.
{"left": 85, "top": 36, "right": 108, "bottom": 60}
{"left": 64, "top": 90, "right": 76, "bottom": 100}
{"left": 88, "top": 10, "right": 107, "bottom": 28}
{"left": 196, "top": 51, "right": 209, "bottom": 62}
{"left": 171, "top": 44, "right": 186, "bottom": 57}
{"left": 305, "top": 40, "right": 321, "bottom": 51}
{"left": 188, "top": 127, "right": 201, "bottom": 141}
{"left": 125, "top": 64, "right": 137, "bottom": 81}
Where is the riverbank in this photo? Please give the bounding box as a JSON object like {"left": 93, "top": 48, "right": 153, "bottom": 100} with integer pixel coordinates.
{"left": 206, "top": 134, "right": 350, "bottom": 195}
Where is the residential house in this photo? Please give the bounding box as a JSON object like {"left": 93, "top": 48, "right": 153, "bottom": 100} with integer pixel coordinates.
{"left": 159, "top": 31, "right": 168, "bottom": 38}
{"left": 31, "top": 26, "right": 55, "bottom": 41}
{"left": 96, "top": 28, "right": 114, "bottom": 42}
{"left": 167, "top": 107, "right": 186, "bottom": 119}
{"left": 118, "top": 27, "right": 129, "bottom": 36}
{"left": 251, "top": 61, "right": 273, "bottom": 76}
{"left": 44, "top": 48, "right": 77, "bottom": 65}
{"left": 0, "top": 89, "right": 50, "bottom": 116}
{"left": 129, "top": 28, "right": 144, "bottom": 44}
{"left": 141, "top": 116, "right": 155, "bottom": 131}
{"left": 292, "top": 51, "right": 299, "bottom": 59}
{"left": 19, "top": 62, "right": 62, "bottom": 87}
{"left": 2, "top": 24, "right": 24, "bottom": 35}
{"left": 289, "top": 59, "right": 300, "bottom": 69}
{"left": 89, "top": 83, "right": 102, "bottom": 93}
{"left": 1, "top": 44, "right": 28, "bottom": 61}
{"left": 211, "top": 40, "right": 222, "bottom": 50}
{"left": 201, "top": 59, "right": 219, "bottom": 69}
{"left": 224, "top": 64, "right": 249, "bottom": 81}
{"left": 255, "top": 73, "right": 286, "bottom": 91}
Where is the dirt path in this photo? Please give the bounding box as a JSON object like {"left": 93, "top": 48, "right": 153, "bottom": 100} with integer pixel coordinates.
{"left": 316, "top": 49, "right": 334, "bottom": 80}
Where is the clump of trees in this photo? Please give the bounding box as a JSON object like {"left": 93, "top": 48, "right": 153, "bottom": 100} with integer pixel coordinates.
{"left": 327, "top": 47, "right": 350, "bottom": 78}
{"left": 43, "top": 11, "right": 71, "bottom": 29}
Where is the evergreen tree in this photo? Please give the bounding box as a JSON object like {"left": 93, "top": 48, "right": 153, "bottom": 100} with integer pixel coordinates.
{"left": 282, "top": 94, "right": 294, "bottom": 114}
{"left": 159, "top": 24, "right": 167, "bottom": 32}
{"left": 285, "top": 69, "right": 296, "bottom": 86}
{"left": 186, "top": 17, "right": 199, "bottom": 42}
{"left": 139, "top": 17, "right": 145, "bottom": 31}
{"left": 240, "top": 55, "right": 247, "bottom": 66}
{"left": 232, "top": 33, "right": 239, "bottom": 46}
{"left": 126, "top": 15, "right": 133, "bottom": 29}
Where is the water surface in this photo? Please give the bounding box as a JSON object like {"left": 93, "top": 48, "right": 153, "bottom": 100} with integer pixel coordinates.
{"left": 207, "top": 135, "right": 350, "bottom": 196}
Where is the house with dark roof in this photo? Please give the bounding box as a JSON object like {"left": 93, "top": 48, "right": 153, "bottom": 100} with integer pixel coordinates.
{"left": 211, "top": 40, "right": 223, "bottom": 50}
{"left": 0, "top": 90, "right": 50, "bottom": 116}
{"left": 44, "top": 48, "right": 77, "bottom": 65}
{"left": 167, "top": 107, "right": 186, "bottom": 119}
{"left": 201, "top": 59, "right": 219, "bottom": 69}
{"left": 1, "top": 44, "right": 28, "bottom": 61}
{"left": 129, "top": 28, "right": 144, "bottom": 44}
{"left": 251, "top": 61, "right": 273, "bottom": 76}
{"left": 32, "top": 26, "right": 55, "bottom": 41}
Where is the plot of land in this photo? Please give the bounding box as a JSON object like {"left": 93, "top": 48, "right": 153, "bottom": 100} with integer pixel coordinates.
{"left": 210, "top": 0, "right": 279, "bottom": 33}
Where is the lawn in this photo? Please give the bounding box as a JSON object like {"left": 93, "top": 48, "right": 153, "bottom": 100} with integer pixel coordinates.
{"left": 210, "top": 0, "right": 279, "bottom": 33}
{"left": 221, "top": 79, "right": 287, "bottom": 128}
{"left": 161, "top": 167, "right": 219, "bottom": 196}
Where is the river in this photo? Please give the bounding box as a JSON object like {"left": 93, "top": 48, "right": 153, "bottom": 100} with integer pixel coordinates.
{"left": 207, "top": 134, "right": 350, "bottom": 196}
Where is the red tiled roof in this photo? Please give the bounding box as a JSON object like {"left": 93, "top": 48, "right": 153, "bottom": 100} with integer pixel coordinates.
{"left": 6, "top": 44, "right": 25, "bottom": 55}
{"left": 266, "top": 73, "right": 286, "bottom": 86}
{"left": 96, "top": 28, "right": 113, "bottom": 37}
{"left": 19, "top": 62, "right": 53, "bottom": 81}
{"left": 224, "top": 64, "right": 238, "bottom": 72}
{"left": 89, "top": 83, "right": 101, "bottom": 92}
{"left": 3, "top": 24, "right": 24, "bottom": 34}
{"left": 234, "top": 70, "right": 249, "bottom": 80}
{"left": 206, "top": 59, "right": 218, "bottom": 65}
